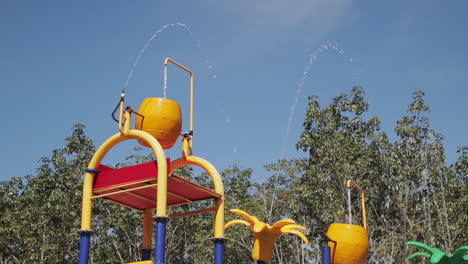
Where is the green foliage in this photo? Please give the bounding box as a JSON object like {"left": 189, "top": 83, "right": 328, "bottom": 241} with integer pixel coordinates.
{"left": 407, "top": 241, "right": 468, "bottom": 264}
{"left": 1, "top": 87, "right": 466, "bottom": 264}
{"left": 1, "top": 124, "right": 95, "bottom": 263}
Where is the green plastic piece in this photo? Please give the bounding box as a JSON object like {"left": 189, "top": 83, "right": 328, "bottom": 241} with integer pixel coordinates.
{"left": 406, "top": 241, "right": 468, "bottom": 264}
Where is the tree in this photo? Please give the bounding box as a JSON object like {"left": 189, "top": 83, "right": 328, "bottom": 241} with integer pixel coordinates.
{"left": 0, "top": 124, "right": 95, "bottom": 263}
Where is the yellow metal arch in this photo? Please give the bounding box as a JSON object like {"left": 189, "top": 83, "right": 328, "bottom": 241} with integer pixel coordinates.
{"left": 79, "top": 128, "right": 168, "bottom": 231}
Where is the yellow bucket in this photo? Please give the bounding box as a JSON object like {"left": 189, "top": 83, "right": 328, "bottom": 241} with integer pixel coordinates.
{"left": 327, "top": 223, "right": 369, "bottom": 264}
{"left": 135, "top": 97, "right": 182, "bottom": 149}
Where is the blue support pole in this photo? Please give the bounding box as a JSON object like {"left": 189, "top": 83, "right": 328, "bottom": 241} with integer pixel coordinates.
{"left": 141, "top": 249, "right": 152, "bottom": 261}
{"left": 321, "top": 244, "right": 331, "bottom": 264}
{"left": 154, "top": 217, "right": 170, "bottom": 264}
{"left": 256, "top": 261, "right": 267, "bottom": 264}
{"left": 213, "top": 238, "right": 226, "bottom": 264}
{"left": 78, "top": 230, "right": 92, "bottom": 264}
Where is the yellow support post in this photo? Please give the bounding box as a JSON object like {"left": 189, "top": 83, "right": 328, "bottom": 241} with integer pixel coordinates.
{"left": 170, "top": 137, "right": 225, "bottom": 239}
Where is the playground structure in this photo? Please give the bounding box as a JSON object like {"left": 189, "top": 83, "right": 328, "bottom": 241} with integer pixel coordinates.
{"left": 77, "top": 58, "right": 372, "bottom": 264}
{"left": 224, "top": 209, "right": 309, "bottom": 263}
{"left": 78, "top": 58, "right": 225, "bottom": 264}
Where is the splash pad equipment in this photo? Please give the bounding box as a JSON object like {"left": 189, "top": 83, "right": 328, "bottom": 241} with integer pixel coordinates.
{"left": 78, "top": 58, "right": 225, "bottom": 264}
{"left": 224, "top": 209, "right": 309, "bottom": 263}
{"left": 324, "top": 180, "right": 369, "bottom": 264}
{"left": 406, "top": 241, "right": 468, "bottom": 264}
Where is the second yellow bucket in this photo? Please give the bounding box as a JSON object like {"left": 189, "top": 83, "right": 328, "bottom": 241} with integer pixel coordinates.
{"left": 327, "top": 180, "right": 369, "bottom": 264}
{"left": 327, "top": 223, "right": 369, "bottom": 264}
{"left": 135, "top": 97, "right": 182, "bottom": 149}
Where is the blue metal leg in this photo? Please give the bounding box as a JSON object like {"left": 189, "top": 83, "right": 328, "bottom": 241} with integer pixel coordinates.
{"left": 213, "top": 238, "right": 226, "bottom": 264}
{"left": 141, "top": 249, "right": 152, "bottom": 261}
{"left": 256, "top": 261, "right": 267, "bottom": 264}
{"left": 78, "top": 230, "right": 92, "bottom": 264}
{"left": 154, "top": 217, "right": 170, "bottom": 264}
{"left": 321, "top": 244, "right": 331, "bottom": 264}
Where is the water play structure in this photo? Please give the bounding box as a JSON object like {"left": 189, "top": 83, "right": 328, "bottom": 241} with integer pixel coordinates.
{"left": 77, "top": 58, "right": 371, "bottom": 263}
{"left": 224, "top": 209, "right": 309, "bottom": 263}
{"left": 78, "top": 58, "right": 225, "bottom": 264}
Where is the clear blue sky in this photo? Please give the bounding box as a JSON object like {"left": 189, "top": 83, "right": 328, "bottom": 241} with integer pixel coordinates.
{"left": 1, "top": 0, "right": 467, "bottom": 181}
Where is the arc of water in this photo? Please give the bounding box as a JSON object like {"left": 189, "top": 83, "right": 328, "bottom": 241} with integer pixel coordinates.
{"left": 278, "top": 42, "right": 345, "bottom": 166}
{"left": 265, "top": 42, "right": 349, "bottom": 221}
{"left": 277, "top": 42, "right": 346, "bottom": 168}
{"left": 122, "top": 22, "right": 192, "bottom": 92}
{"left": 348, "top": 188, "right": 352, "bottom": 224}
{"left": 163, "top": 65, "right": 168, "bottom": 98}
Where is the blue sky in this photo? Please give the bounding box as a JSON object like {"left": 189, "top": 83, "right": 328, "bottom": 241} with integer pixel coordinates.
{"left": 1, "top": 0, "right": 467, "bottom": 181}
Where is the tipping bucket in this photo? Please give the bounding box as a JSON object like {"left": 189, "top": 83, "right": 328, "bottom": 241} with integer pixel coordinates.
{"left": 135, "top": 97, "right": 182, "bottom": 149}
{"left": 326, "top": 180, "right": 369, "bottom": 264}
{"left": 326, "top": 223, "right": 368, "bottom": 264}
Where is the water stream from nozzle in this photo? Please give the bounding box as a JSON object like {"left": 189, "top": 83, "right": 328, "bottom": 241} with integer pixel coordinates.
{"left": 163, "top": 65, "right": 168, "bottom": 98}
{"left": 347, "top": 188, "right": 352, "bottom": 224}
{"left": 278, "top": 42, "right": 348, "bottom": 167}
{"left": 122, "top": 22, "right": 192, "bottom": 92}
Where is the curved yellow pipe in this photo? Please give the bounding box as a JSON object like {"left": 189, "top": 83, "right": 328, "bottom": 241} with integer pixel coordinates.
{"left": 164, "top": 58, "right": 194, "bottom": 150}
{"left": 80, "top": 129, "right": 168, "bottom": 231}
{"left": 170, "top": 156, "right": 225, "bottom": 238}
{"left": 347, "top": 180, "right": 367, "bottom": 229}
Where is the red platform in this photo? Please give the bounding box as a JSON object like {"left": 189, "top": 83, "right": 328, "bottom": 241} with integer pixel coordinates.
{"left": 92, "top": 160, "right": 221, "bottom": 211}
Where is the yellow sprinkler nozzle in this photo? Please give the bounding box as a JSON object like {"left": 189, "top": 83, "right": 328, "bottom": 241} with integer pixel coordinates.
{"left": 224, "top": 209, "right": 309, "bottom": 262}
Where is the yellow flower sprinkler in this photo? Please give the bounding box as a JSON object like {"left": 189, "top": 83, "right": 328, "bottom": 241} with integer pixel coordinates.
{"left": 224, "top": 209, "right": 309, "bottom": 263}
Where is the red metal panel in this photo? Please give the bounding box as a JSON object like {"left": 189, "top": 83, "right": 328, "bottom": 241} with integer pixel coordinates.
{"left": 93, "top": 159, "right": 170, "bottom": 191}
{"left": 168, "top": 175, "right": 222, "bottom": 201}
{"left": 92, "top": 159, "right": 221, "bottom": 210}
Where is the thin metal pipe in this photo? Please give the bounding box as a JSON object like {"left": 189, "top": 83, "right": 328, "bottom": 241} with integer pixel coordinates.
{"left": 164, "top": 58, "right": 194, "bottom": 149}
{"left": 346, "top": 180, "right": 367, "bottom": 229}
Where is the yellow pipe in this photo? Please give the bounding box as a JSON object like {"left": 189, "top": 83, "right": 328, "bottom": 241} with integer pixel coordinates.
{"left": 142, "top": 209, "right": 153, "bottom": 250}
{"left": 170, "top": 155, "right": 224, "bottom": 238}
{"left": 118, "top": 100, "right": 124, "bottom": 133}
{"left": 80, "top": 129, "right": 168, "bottom": 231}
{"left": 346, "top": 180, "right": 367, "bottom": 229}
{"left": 123, "top": 111, "right": 131, "bottom": 133}
{"left": 164, "top": 58, "right": 194, "bottom": 150}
